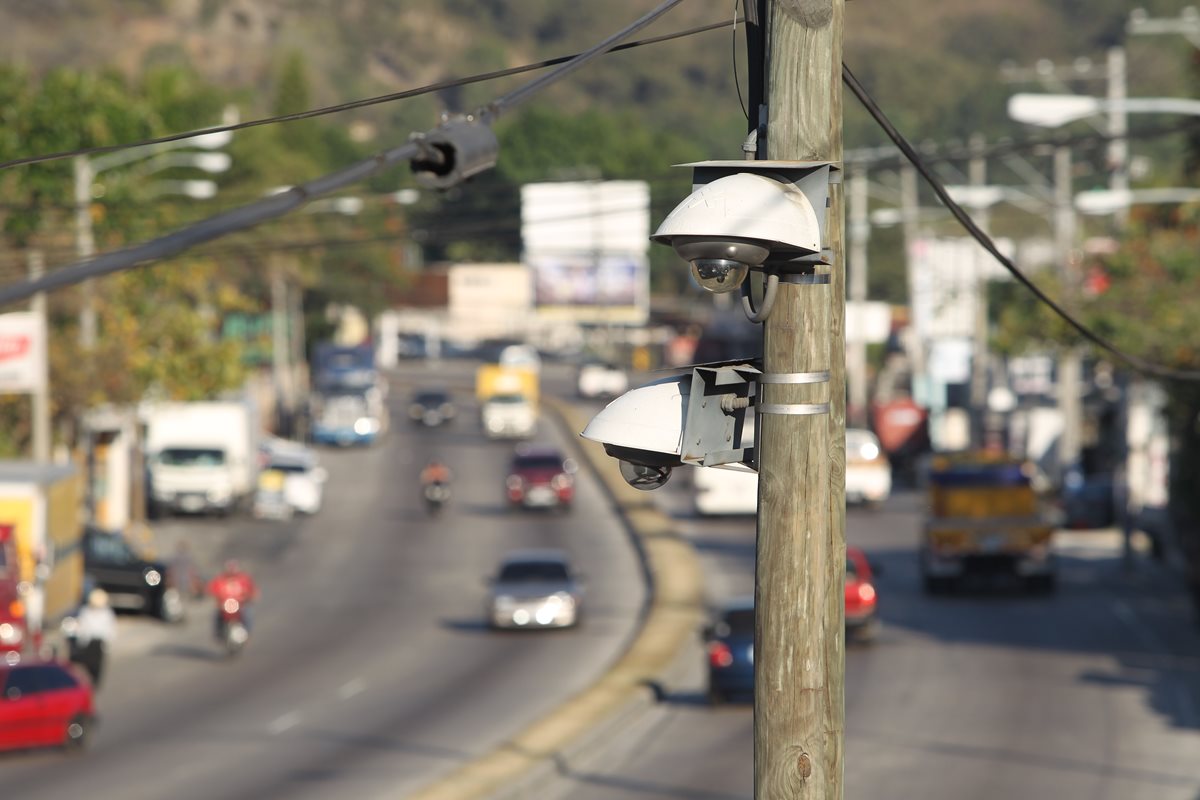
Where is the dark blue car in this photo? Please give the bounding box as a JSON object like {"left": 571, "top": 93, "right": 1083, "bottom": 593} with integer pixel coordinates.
{"left": 704, "top": 597, "right": 755, "bottom": 705}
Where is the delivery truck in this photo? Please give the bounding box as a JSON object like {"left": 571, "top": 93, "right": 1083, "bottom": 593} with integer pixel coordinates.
{"left": 144, "top": 401, "right": 260, "bottom": 517}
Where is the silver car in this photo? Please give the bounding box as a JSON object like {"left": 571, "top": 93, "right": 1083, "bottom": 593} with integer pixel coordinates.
{"left": 487, "top": 549, "right": 583, "bottom": 630}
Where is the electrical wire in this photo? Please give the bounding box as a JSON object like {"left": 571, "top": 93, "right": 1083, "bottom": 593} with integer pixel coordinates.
{"left": 843, "top": 62, "right": 1200, "bottom": 383}
{"left": 0, "top": 16, "right": 731, "bottom": 174}
{"left": 480, "top": 0, "right": 684, "bottom": 119}
{"left": 0, "top": 0, "right": 690, "bottom": 307}
{"left": 732, "top": 0, "right": 749, "bottom": 121}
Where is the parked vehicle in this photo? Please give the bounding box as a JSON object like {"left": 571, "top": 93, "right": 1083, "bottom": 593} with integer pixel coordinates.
{"left": 82, "top": 528, "right": 183, "bottom": 622}
{"left": 409, "top": 389, "right": 456, "bottom": 428}
{"left": 144, "top": 401, "right": 259, "bottom": 517}
{"left": 0, "top": 660, "right": 95, "bottom": 752}
{"left": 505, "top": 446, "right": 577, "bottom": 511}
{"left": 577, "top": 362, "right": 628, "bottom": 400}
{"left": 0, "top": 463, "right": 86, "bottom": 651}
{"left": 487, "top": 549, "right": 584, "bottom": 630}
{"left": 706, "top": 551, "right": 880, "bottom": 703}
{"left": 0, "top": 528, "right": 26, "bottom": 663}
{"left": 919, "top": 453, "right": 1057, "bottom": 594}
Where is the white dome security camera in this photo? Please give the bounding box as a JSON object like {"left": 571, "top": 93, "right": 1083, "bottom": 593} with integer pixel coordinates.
{"left": 618, "top": 460, "right": 673, "bottom": 491}
{"left": 651, "top": 172, "right": 823, "bottom": 293}
{"left": 581, "top": 375, "right": 689, "bottom": 491}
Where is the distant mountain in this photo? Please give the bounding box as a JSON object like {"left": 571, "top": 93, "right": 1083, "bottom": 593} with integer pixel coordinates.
{"left": 0, "top": 0, "right": 1191, "bottom": 154}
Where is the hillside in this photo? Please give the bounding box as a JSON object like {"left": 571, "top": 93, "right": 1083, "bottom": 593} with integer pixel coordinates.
{"left": 0, "top": 0, "right": 1193, "bottom": 156}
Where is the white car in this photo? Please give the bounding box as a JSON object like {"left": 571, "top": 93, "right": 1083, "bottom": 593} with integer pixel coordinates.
{"left": 577, "top": 363, "right": 628, "bottom": 400}
{"left": 259, "top": 438, "right": 328, "bottom": 515}
{"left": 845, "top": 428, "right": 891, "bottom": 506}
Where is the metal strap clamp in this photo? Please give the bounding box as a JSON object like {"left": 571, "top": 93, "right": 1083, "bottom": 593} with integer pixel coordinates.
{"left": 757, "top": 402, "right": 831, "bottom": 416}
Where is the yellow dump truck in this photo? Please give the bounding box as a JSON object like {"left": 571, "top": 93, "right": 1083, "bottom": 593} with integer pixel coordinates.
{"left": 476, "top": 364, "right": 540, "bottom": 440}
{"left": 475, "top": 364, "right": 539, "bottom": 407}
{"left": 0, "top": 462, "right": 85, "bottom": 646}
{"left": 919, "top": 454, "right": 1056, "bottom": 594}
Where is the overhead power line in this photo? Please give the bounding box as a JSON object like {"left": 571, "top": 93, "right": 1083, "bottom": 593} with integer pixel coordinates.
{"left": 0, "top": 0, "right": 686, "bottom": 307}
{"left": 0, "top": 15, "right": 729, "bottom": 173}
{"left": 843, "top": 63, "right": 1200, "bottom": 383}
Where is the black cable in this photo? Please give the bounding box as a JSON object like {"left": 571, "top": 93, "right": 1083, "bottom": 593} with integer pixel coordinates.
{"left": 0, "top": 1, "right": 692, "bottom": 307}
{"left": 481, "top": 0, "right": 685, "bottom": 119}
{"left": 843, "top": 62, "right": 1200, "bottom": 383}
{"left": 732, "top": 0, "right": 749, "bottom": 122}
{"left": 0, "top": 17, "right": 733, "bottom": 174}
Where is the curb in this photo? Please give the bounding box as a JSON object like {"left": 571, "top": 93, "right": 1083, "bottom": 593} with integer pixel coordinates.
{"left": 404, "top": 395, "right": 704, "bottom": 800}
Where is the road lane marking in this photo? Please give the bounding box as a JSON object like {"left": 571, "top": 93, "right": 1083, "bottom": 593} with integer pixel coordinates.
{"left": 268, "top": 711, "right": 301, "bottom": 734}
{"left": 338, "top": 677, "right": 366, "bottom": 699}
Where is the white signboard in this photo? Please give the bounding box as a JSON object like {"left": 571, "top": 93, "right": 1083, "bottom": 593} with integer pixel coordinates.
{"left": 845, "top": 301, "right": 891, "bottom": 344}
{"left": 0, "top": 312, "right": 45, "bottom": 394}
{"left": 909, "top": 237, "right": 1014, "bottom": 341}
{"left": 521, "top": 181, "right": 650, "bottom": 324}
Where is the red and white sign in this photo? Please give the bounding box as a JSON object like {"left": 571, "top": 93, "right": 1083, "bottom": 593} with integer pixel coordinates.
{"left": 0, "top": 312, "right": 46, "bottom": 394}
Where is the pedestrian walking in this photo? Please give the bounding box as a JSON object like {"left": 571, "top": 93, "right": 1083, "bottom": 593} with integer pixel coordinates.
{"left": 73, "top": 588, "right": 117, "bottom": 688}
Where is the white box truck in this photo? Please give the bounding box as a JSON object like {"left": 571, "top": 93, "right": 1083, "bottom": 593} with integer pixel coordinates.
{"left": 144, "top": 401, "right": 260, "bottom": 517}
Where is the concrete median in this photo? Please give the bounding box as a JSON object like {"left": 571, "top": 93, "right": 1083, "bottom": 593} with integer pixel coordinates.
{"left": 404, "top": 395, "right": 704, "bottom": 800}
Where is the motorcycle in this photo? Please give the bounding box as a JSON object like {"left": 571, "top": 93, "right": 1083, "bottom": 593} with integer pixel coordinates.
{"left": 216, "top": 597, "right": 250, "bottom": 657}
{"left": 423, "top": 481, "right": 451, "bottom": 515}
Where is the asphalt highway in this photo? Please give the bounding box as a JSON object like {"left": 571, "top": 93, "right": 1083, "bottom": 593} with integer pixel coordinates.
{"left": 0, "top": 361, "right": 646, "bottom": 799}
{"left": 553, "top": 477, "right": 1200, "bottom": 800}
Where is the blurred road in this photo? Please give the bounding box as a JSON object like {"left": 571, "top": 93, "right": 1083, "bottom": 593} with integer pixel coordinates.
{"left": 552, "top": 478, "right": 1200, "bottom": 800}
{"left": 0, "top": 361, "right": 646, "bottom": 800}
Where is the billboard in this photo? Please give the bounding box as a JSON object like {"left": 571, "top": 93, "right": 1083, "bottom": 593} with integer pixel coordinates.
{"left": 521, "top": 181, "right": 650, "bottom": 324}
{"left": 0, "top": 312, "right": 46, "bottom": 394}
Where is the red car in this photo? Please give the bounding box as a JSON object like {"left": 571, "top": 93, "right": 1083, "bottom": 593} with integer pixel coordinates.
{"left": 505, "top": 446, "right": 577, "bottom": 512}
{"left": 845, "top": 546, "right": 880, "bottom": 642}
{"left": 0, "top": 661, "right": 95, "bottom": 752}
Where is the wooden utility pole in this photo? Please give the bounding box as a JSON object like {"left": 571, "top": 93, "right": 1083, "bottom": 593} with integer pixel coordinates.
{"left": 755, "top": 1, "right": 845, "bottom": 798}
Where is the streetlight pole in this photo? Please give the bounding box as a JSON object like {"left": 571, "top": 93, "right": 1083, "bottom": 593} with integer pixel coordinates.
{"left": 1054, "top": 146, "right": 1082, "bottom": 485}
{"left": 756, "top": 1, "right": 845, "bottom": 797}
{"left": 968, "top": 134, "right": 991, "bottom": 450}
{"left": 73, "top": 156, "right": 98, "bottom": 351}
{"left": 847, "top": 164, "right": 869, "bottom": 429}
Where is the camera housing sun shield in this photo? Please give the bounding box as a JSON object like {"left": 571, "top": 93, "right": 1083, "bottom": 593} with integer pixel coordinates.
{"left": 580, "top": 362, "right": 759, "bottom": 490}
{"left": 650, "top": 161, "right": 841, "bottom": 293}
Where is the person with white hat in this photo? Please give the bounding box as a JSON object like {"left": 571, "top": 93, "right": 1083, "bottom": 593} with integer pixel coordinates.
{"left": 73, "top": 588, "right": 117, "bottom": 687}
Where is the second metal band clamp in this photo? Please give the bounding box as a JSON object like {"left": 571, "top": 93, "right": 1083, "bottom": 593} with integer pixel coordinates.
{"left": 757, "top": 370, "right": 831, "bottom": 415}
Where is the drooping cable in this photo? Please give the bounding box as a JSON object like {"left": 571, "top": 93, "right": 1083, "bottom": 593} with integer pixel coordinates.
{"left": 0, "top": 15, "right": 727, "bottom": 173}
{"left": 843, "top": 62, "right": 1200, "bottom": 382}
{"left": 480, "top": 0, "right": 685, "bottom": 120}
{"left": 0, "top": 0, "right": 690, "bottom": 307}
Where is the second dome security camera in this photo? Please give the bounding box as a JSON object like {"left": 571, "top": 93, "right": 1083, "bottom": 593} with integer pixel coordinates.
{"left": 650, "top": 162, "right": 839, "bottom": 294}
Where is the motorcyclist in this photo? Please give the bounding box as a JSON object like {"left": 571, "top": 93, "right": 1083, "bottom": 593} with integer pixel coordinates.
{"left": 206, "top": 559, "right": 259, "bottom": 637}
{"left": 420, "top": 460, "right": 453, "bottom": 488}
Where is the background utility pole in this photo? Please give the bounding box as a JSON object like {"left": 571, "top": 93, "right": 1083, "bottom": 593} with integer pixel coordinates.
{"left": 270, "top": 253, "right": 292, "bottom": 436}
{"left": 756, "top": 0, "right": 845, "bottom": 797}
{"left": 28, "top": 251, "right": 50, "bottom": 463}
{"left": 847, "top": 164, "right": 869, "bottom": 429}
{"left": 1054, "top": 145, "right": 1082, "bottom": 484}
{"left": 72, "top": 156, "right": 98, "bottom": 351}
{"left": 968, "top": 134, "right": 991, "bottom": 449}
{"left": 900, "top": 164, "right": 924, "bottom": 383}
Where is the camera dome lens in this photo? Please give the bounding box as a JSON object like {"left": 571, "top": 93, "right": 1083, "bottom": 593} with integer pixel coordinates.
{"left": 690, "top": 259, "right": 749, "bottom": 294}
{"left": 619, "top": 460, "right": 673, "bottom": 490}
